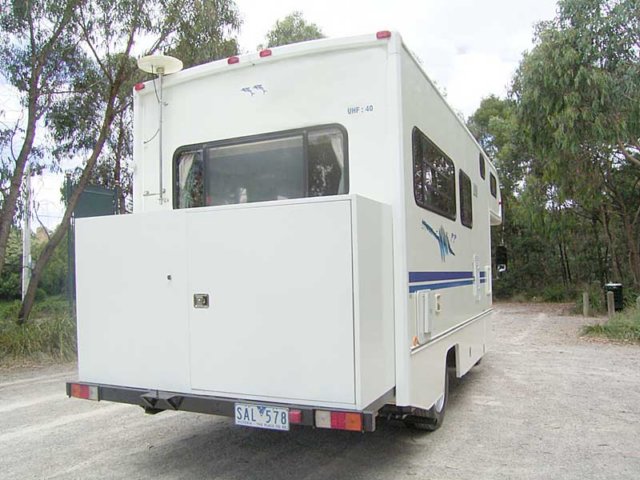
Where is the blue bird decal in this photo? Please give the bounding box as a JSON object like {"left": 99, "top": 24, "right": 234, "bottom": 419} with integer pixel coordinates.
{"left": 422, "top": 220, "right": 456, "bottom": 261}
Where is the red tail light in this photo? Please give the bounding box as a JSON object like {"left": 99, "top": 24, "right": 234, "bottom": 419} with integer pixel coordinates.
{"left": 376, "top": 31, "right": 392, "bottom": 39}
{"left": 315, "top": 410, "right": 363, "bottom": 431}
{"left": 289, "top": 409, "right": 303, "bottom": 424}
{"left": 69, "top": 383, "right": 98, "bottom": 400}
{"left": 134, "top": 82, "right": 145, "bottom": 91}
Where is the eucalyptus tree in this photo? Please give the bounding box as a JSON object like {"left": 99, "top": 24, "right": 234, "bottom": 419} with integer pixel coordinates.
{"left": 514, "top": 0, "right": 640, "bottom": 288}
{"left": 264, "top": 11, "right": 324, "bottom": 49}
{"left": 0, "top": 0, "right": 81, "bottom": 279}
{"left": 16, "top": 0, "right": 242, "bottom": 322}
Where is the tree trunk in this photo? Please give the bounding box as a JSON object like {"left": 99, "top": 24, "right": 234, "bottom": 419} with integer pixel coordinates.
{"left": 18, "top": 99, "right": 123, "bottom": 323}
{"left": 18, "top": 9, "right": 140, "bottom": 323}
{"left": 0, "top": 111, "right": 38, "bottom": 277}
{"left": 601, "top": 204, "right": 622, "bottom": 282}
{"left": 0, "top": 0, "right": 77, "bottom": 277}
{"left": 563, "top": 243, "right": 572, "bottom": 284}
{"left": 18, "top": 107, "right": 115, "bottom": 323}
{"left": 622, "top": 216, "right": 640, "bottom": 289}
{"left": 559, "top": 243, "right": 568, "bottom": 286}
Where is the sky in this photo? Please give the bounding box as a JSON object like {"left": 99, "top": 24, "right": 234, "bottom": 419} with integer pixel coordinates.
{"left": 3, "top": 0, "right": 559, "bottom": 230}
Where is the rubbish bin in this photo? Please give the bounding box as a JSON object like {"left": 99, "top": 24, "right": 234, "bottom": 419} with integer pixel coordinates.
{"left": 604, "top": 283, "right": 624, "bottom": 311}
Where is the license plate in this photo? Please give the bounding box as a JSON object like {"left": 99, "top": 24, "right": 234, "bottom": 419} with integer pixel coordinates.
{"left": 234, "top": 403, "right": 290, "bottom": 431}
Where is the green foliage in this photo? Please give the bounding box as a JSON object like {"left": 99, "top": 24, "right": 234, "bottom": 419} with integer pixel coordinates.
{"left": 0, "top": 296, "right": 75, "bottom": 360}
{"left": 32, "top": 231, "right": 68, "bottom": 296}
{"left": 477, "top": 0, "right": 640, "bottom": 301}
{"left": 0, "top": 229, "right": 22, "bottom": 299}
{"left": 163, "top": 0, "right": 241, "bottom": 68}
{"left": 514, "top": 0, "right": 639, "bottom": 165}
{"left": 0, "top": 229, "right": 69, "bottom": 300}
{"left": 264, "top": 11, "right": 324, "bottom": 48}
{"left": 583, "top": 307, "right": 640, "bottom": 342}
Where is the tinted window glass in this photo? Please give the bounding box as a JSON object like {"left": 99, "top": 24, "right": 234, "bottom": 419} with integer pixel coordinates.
{"left": 412, "top": 127, "right": 456, "bottom": 219}
{"left": 205, "top": 136, "right": 304, "bottom": 205}
{"left": 479, "top": 153, "right": 486, "bottom": 180}
{"left": 490, "top": 173, "right": 497, "bottom": 198}
{"left": 460, "top": 169, "right": 473, "bottom": 228}
{"left": 174, "top": 126, "right": 348, "bottom": 209}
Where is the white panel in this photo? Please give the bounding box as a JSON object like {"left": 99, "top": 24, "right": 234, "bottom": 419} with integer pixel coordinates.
{"left": 75, "top": 212, "right": 190, "bottom": 391}
{"left": 351, "top": 196, "right": 395, "bottom": 408}
{"left": 187, "top": 199, "right": 355, "bottom": 404}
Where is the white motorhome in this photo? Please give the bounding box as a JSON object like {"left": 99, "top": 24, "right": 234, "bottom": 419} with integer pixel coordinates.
{"left": 67, "top": 31, "right": 502, "bottom": 432}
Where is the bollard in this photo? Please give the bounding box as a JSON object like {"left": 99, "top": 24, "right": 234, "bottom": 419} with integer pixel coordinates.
{"left": 583, "top": 291, "right": 590, "bottom": 317}
{"left": 607, "top": 291, "right": 615, "bottom": 319}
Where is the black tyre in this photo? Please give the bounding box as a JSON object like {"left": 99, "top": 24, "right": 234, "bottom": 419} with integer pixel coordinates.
{"left": 404, "top": 367, "right": 450, "bottom": 431}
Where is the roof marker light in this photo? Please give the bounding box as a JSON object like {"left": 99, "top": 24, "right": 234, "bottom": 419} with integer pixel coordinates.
{"left": 134, "top": 82, "right": 145, "bottom": 91}
{"left": 227, "top": 56, "right": 240, "bottom": 65}
{"left": 376, "top": 31, "right": 392, "bottom": 39}
{"left": 259, "top": 49, "right": 272, "bottom": 58}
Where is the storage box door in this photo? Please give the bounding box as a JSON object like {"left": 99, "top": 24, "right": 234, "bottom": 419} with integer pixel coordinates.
{"left": 186, "top": 200, "right": 356, "bottom": 404}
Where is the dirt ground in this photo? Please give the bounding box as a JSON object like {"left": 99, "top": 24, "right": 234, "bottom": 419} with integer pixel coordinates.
{"left": 1, "top": 303, "right": 639, "bottom": 479}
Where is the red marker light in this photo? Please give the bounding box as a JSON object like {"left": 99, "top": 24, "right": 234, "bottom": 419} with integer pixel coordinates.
{"left": 289, "top": 409, "right": 303, "bottom": 424}
{"left": 227, "top": 56, "right": 240, "bottom": 65}
{"left": 134, "top": 82, "right": 145, "bottom": 91}
{"left": 259, "top": 49, "right": 272, "bottom": 58}
{"left": 376, "top": 31, "right": 392, "bottom": 39}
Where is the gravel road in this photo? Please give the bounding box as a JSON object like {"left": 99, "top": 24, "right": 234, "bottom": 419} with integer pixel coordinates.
{"left": 1, "top": 303, "right": 639, "bottom": 479}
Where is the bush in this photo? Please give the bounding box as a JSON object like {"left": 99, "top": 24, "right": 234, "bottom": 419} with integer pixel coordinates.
{"left": 583, "top": 307, "right": 640, "bottom": 342}
{"left": 0, "top": 296, "right": 76, "bottom": 361}
{"left": 541, "top": 284, "right": 576, "bottom": 302}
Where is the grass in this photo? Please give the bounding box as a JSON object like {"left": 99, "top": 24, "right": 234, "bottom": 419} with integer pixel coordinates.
{"left": 0, "top": 296, "right": 77, "bottom": 362}
{"left": 583, "top": 307, "right": 640, "bottom": 343}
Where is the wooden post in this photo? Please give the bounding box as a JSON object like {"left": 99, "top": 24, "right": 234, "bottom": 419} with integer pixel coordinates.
{"left": 607, "top": 291, "right": 615, "bottom": 319}
{"left": 583, "top": 292, "right": 590, "bottom": 317}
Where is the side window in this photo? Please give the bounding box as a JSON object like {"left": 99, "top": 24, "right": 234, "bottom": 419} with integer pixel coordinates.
{"left": 479, "top": 153, "right": 486, "bottom": 180}
{"left": 490, "top": 173, "right": 497, "bottom": 198}
{"left": 459, "top": 169, "right": 473, "bottom": 229}
{"left": 412, "top": 127, "right": 456, "bottom": 220}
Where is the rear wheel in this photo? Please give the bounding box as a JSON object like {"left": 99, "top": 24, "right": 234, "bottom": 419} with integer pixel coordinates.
{"left": 404, "top": 367, "right": 451, "bottom": 431}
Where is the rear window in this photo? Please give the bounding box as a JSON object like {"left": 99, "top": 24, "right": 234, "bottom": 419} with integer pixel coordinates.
{"left": 412, "top": 127, "right": 456, "bottom": 220}
{"left": 174, "top": 126, "right": 347, "bottom": 209}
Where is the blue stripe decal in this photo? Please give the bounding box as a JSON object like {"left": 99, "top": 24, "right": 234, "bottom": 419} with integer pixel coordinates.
{"left": 409, "top": 271, "right": 473, "bottom": 283}
{"left": 409, "top": 280, "right": 474, "bottom": 293}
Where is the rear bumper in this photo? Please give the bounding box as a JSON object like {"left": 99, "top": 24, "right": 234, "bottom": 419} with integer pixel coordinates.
{"left": 66, "top": 381, "right": 379, "bottom": 432}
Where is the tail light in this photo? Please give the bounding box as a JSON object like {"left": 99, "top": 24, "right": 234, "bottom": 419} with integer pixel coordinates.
{"left": 69, "top": 383, "right": 99, "bottom": 401}
{"left": 315, "top": 410, "right": 363, "bottom": 431}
